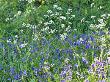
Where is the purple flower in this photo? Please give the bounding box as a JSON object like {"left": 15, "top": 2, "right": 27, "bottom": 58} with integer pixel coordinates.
{"left": 10, "top": 67, "right": 15, "bottom": 75}
{"left": 82, "top": 57, "right": 88, "bottom": 64}
{"left": 14, "top": 74, "right": 20, "bottom": 80}
{"left": 73, "top": 34, "right": 77, "bottom": 39}
{"left": 60, "top": 70, "right": 66, "bottom": 78}
{"left": 32, "top": 67, "right": 35, "bottom": 70}
{"left": 76, "top": 40, "right": 81, "bottom": 46}
{"left": 13, "top": 47, "right": 18, "bottom": 54}
{"left": 81, "top": 40, "right": 86, "bottom": 45}
{"left": 90, "top": 35, "right": 94, "bottom": 41}
{"left": 96, "top": 68, "right": 100, "bottom": 74}
{"left": 19, "top": 70, "right": 22, "bottom": 76}
{"left": 93, "top": 53, "right": 97, "bottom": 57}
{"left": 61, "top": 80, "right": 66, "bottom": 82}
{"left": 23, "top": 70, "right": 27, "bottom": 76}
{"left": 102, "top": 79, "right": 106, "bottom": 82}
{"left": 85, "top": 79, "right": 89, "bottom": 82}
{"left": 98, "top": 80, "right": 106, "bottom": 82}
{"left": 66, "top": 49, "right": 73, "bottom": 55}
{"left": 73, "top": 42, "right": 77, "bottom": 46}
{"left": 102, "top": 73, "right": 105, "bottom": 79}
{"left": 30, "top": 48, "right": 38, "bottom": 53}
{"left": 99, "top": 31, "right": 105, "bottom": 36}
{"left": 74, "top": 64, "right": 78, "bottom": 68}
{"left": 92, "top": 63, "right": 95, "bottom": 68}
{"left": 85, "top": 43, "right": 91, "bottom": 49}
{"left": 55, "top": 48, "right": 60, "bottom": 54}
{"left": 40, "top": 58, "right": 44, "bottom": 63}
{"left": 34, "top": 68, "right": 39, "bottom": 77}
{"left": 7, "top": 78, "right": 11, "bottom": 80}
{"left": 68, "top": 40, "right": 73, "bottom": 46}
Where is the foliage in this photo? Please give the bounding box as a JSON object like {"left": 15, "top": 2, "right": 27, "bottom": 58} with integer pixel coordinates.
{"left": 0, "top": 0, "right": 110, "bottom": 82}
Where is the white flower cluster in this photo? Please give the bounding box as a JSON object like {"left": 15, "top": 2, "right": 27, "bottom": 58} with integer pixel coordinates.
{"left": 22, "top": 23, "right": 37, "bottom": 29}
{"left": 14, "top": 11, "right": 22, "bottom": 17}
{"left": 39, "top": 4, "right": 76, "bottom": 35}
{"left": 90, "top": 18, "right": 105, "bottom": 30}
{"left": 53, "top": 4, "right": 62, "bottom": 10}
{"left": 19, "top": 43, "right": 28, "bottom": 48}
{"left": 60, "top": 33, "right": 67, "bottom": 40}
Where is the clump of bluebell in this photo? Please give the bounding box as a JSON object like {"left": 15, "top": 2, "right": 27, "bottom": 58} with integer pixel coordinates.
{"left": 0, "top": 28, "right": 109, "bottom": 82}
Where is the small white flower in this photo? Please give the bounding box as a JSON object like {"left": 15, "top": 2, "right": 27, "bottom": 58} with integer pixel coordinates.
{"left": 13, "top": 40, "right": 17, "bottom": 44}
{"left": 68, "top": 8, "right": 72, "bottom": 12}
{"left": 60, "top": 16, "right": 66, "bottom": 20}
{"left": 47, "top": 10, "right": 52, "bottom": 14}
{"left": 79, "top": 38, "right": 83, "bottom": 41}
{"left": 26, "top": 24, "right": 31, "bottom": 27}
{"left": 55, "top": 12, "right": 59, "bottom": 15}
{"left": 100, "top": 36, "right": 106, "bottom": 42}
{"left": 108, "top": 14, "right": 110, "bottom": 17}
{"left": 66, "top": 26, "right": 71, "bottom": 31}
{"left": 66, "top": 12, "right": 70, "bottom": 15}
{"left": 51, "top": 64, "right": 54, "bottom": 67}
{"left": 33, "top": 34, "right": 39, "bottom": 41}
{"left": 53, "top": 5, "right": 58, "bottom": 8}
{"left": 44, "top": 15, "right": 49, "bottom": 18}
{"left": 60, "top": 33, "right": 67, "bottom": 40}
{"left": 108, "top": 57, "right": 110, "bottom": 64}
{"left": 44, "top": 65, "right": 50, "bottom": 70}
{"left": 28, "top": 0, "right": 33, "bottom": 3}
{"left": 19, "top": 43, "right": 27, "bottom": 48}
{"left": 50, "top": 14, "right": 54, "bottom": 16}
{"left": 64, "top": 58, "right": 69, "bottom": 63}
{"left": 45, "top": 26, "right": 49, "bottom": 30}
{"left": 91, "top": 3, "right": 94, "bottom": 8}
{"left": 50, "top": 29, "right": 55, "bottom": 34}
{"left": 101, "top": 14, "right": 106, "bottom": 18}
{"left": 17, "top": 11, "right": 22, "bottom": 15}
{"left": 99, "top": 6, "right": 103, "bottom": 9}
{"left": 5, "top": 18, "right": 10, "bottom": 21}
{"left": 91, "top": 16, "right": 96, "bottom": 18}
{"left": 15, "top": 35, "right": 18, "bottom": 38}
{"left": 90, "top": 24, "right": 95, "bottom": 28}
{"left": 61, "top": 24, "right": 65, "bottom": 28}
{"left": 107, "top": 49, "right": 110, "bottom": 56}
{"left": 20, "top": 30, "right": 23, "bottom": 32}
{"left": 74, "top": 29, "right": 77, "bottom": 31}
{"left": 98, "top": 19, "right": 104, "bottom": 24}
{"left": 22, "top": 22, "right": 26, "bottom": 27}
{"left": 71, "top": 15, "right": 75, "bottom": 18}
{"left": 57, "top": 7, "right": 62, "bottom": 10}
{"left": 7, "top": 39, "right": 11, "bottom": 43}
{"left": 81, "top": 18, "right": 85, "bottom": 23}
{"left": 49, "top": 20, "right": 54, "bottom": 24}
{"left": 44, "top": 22, "right": 49, "bottom": 26}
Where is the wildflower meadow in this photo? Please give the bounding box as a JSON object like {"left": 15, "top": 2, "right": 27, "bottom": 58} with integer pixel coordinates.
{"left": 0, "top": 0, "right": 110, "bottom": 82}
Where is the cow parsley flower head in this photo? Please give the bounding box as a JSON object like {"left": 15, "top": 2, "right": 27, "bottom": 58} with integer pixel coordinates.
{"left": 27, "top": 0, "right": 33, "bottom": 3}
{"left": 60, "top": 16, "right": 66, "bottom": 20}
{"left": 53, "top": 5, "right": 58, "bottom": 8}
{"left": 47, "top": 10, "right": 52, "bottom": 14}
{"left": 60, "top": 33, "right": 67, "bottom": 40}
{"left": 64, "top": 58, "right": 69, "bottom": 64}
{"left": 91, "top": 16, "right": 96, "bottom": 18}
